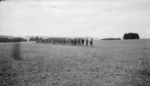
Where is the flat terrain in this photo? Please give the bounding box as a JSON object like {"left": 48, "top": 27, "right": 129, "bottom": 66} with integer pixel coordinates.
{"left": 0, "top": 39, "right": 150, "bottom": 86}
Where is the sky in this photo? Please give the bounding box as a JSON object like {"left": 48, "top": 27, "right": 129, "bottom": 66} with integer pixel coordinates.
{"left": 0, "top": 0, "right": 150, "bottom": 38}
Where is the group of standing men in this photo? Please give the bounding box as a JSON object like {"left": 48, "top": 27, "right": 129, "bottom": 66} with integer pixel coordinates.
{"left": 36, "top": 37, "right": 93, "bottom": 47}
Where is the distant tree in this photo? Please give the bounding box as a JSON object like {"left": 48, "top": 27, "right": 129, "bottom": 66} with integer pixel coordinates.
{"left": 35, "top": 36, "right": 40, "bottom": 41}
{"left": 123, "top": 33, "right": 140, "bottom": 40}
{"left": 29, "top": 37, "right": 34, "bottom": 41}
{"left": 29, "top": 36, "right": 40, "bottom": 41}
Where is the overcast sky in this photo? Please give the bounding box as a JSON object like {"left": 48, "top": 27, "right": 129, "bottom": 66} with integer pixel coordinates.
{"left": 0, "top": 0, "right": 150, "bottom": 38}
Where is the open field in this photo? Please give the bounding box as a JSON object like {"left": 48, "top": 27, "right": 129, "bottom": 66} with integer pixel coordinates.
{"left": 0, "top": 39, "right": 150, "bottom": 86}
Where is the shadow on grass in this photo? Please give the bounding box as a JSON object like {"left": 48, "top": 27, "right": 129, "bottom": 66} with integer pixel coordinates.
{"left": 12, "top": 42, "right": 22, "bottom": 60}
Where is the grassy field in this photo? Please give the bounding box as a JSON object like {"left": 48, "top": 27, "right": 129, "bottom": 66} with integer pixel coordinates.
{"left": 0, "top": 39, "right": 150, "bottom": 86}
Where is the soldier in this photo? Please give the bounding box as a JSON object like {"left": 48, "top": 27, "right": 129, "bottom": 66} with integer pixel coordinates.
{"left": 90, "top": 38, "right": 93, "bottom": 47}
{"left": 86, "top": 38, "right": 88, "bottom": 46}
{"left": 81, "top": 38, "right": 84, "bottom": 46}
{"left": 78, "top": 38, "right": 81, "bottom": 46}
{"left": 71, "top": 39, "right": 74, "bottom": 46}
{"left": 74, "top": 38, "right": 77, "bottom": 46}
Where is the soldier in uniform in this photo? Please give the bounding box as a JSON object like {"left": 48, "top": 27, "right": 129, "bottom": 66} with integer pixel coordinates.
{"left": 74, "top": 38, "right": 77, "bottom": 46}
{"left": 90, "top": 38, "right": 93, "bottom": 47}
{"left": 81, "top": 38, "right": 84, "bottom": 46}
{"left": 86, "top": 38, "right": 88, "bottom": 46}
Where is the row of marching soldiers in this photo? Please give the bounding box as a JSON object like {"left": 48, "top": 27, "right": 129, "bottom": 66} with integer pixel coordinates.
{"left": 36, "top": 37, "right": 93, "bottom": 47}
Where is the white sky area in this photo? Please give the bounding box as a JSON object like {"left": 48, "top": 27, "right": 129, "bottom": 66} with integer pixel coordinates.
{"left": 0, "top": 0, "right": 150, "bottom": 38}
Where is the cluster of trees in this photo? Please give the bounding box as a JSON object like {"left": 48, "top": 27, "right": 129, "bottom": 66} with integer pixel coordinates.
{"left": 123, "top": 33, "right": 140, "bottom": 40}
{"left": 0, "top": 37, "right": 27, "bottom": 43}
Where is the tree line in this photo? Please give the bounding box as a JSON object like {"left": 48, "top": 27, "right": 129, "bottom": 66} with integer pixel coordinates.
{"left": 101, "top": 32, "right": 140, "bottom": 40}
{"left": 0, "top": 0, "right": 6, "bottom": 1}
{"left": 0, "top": 32, "right": 139, "bottom": 43}
{"left": 0, "top": 37, "right": 27, "bottom": 43}
{"left": 101, "top": 38, "right": 121, "bottom": 40}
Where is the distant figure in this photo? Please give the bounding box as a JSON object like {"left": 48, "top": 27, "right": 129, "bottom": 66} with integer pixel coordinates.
{"left": 81, "top": 38, "right": 84, "bottom": 46}
{"left": 86, "top": 38, "right": 88, "bottom": 46}
{"left": 77, "top": 38, "right": 80, "bottom": 45}
{"left": 74, "top": 38, "right": 77, "bottom": 46}
{"left": 90, "top": 38, "right": 93, "bottom": 47}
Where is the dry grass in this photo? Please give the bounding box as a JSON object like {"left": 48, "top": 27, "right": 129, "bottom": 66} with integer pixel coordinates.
{"left": 0, "top": 39, "right": 150, "bottom": 86}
